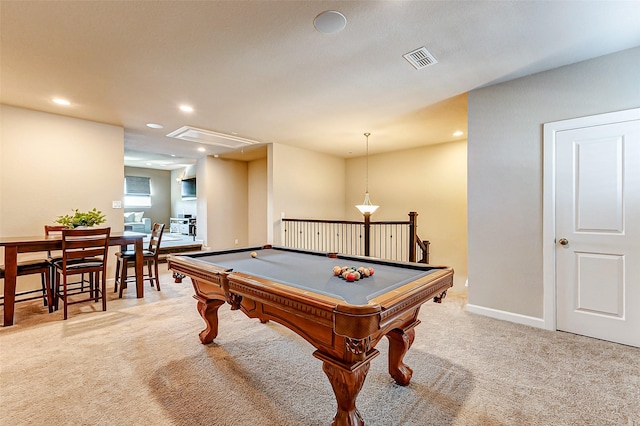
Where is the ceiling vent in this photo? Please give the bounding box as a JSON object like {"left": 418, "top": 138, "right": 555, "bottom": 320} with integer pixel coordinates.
{"left": 166, "top": 126, "right": 260, "bottom": 149}
{"left": 403, "top": 47, "right": 438, "bottom": 70}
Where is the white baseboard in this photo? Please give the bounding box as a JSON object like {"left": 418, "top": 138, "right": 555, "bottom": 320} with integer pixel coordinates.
{"left": 466, "top": 303, "right": 545, "bottom": 329}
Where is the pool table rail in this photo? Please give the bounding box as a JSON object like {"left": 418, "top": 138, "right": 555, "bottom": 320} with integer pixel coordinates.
{"left": 375, "top": 268, "right": 453, "bottom": 324}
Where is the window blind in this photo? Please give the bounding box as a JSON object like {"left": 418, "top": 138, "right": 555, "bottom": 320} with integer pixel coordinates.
{"left": 125, "top": 176, "right": 151, "bottom": 195}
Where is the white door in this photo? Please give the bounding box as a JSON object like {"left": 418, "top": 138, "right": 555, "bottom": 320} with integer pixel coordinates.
{"left": 555, "top": 115, "right": 640, "bottom": 347}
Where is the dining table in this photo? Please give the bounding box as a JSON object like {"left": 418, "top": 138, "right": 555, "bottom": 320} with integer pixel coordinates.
{"left": 0, "top": 230, "right": 146, "bottom": 326}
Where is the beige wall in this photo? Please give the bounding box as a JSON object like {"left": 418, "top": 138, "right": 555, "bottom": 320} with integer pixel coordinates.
{"left": 124, "top": 166, "right": 171, "bottom": 227}
{"left": 200, "top": 156, "right": 248, "bottom": 249}
{"left": 0, "top": 105, "right": 125, "bottom": 292}
{"left": 468, "top": 46, "right": 640, "bottom": 319}
{"left": 248, "top": 157, "right": 268, "bottom": 245}
{"left": 346, "top": 140, "right": 468, "bottom": 291}
{"left": 270, "top": 143, "right": 346, "bottom": 242}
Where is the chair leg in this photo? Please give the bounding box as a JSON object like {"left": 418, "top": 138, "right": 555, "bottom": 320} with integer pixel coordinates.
{"left": 88, "top": 273, "right": 94, "bottom": 301}
{"left": 63, "top": 275, "right": 68, "bottom": 320}
{"left": 40, "top": 273, "right": 46, "bottom": 307}
{"left": 114, "top": 257, "right": 121, "bottom": 293}
{"left": 53, "top": 271, "right": 60, "bottom": 311}
{"left": 43, "top": 268, "right": 54, "bottom": 313}
{"left": 101, "top": 271, "right": 107, "bottom": 312}
{"left": 40, "top": 271, "right": 48, "bottom": 307}
{"left": 95, "top": 272, "right": 100, "bottom": 302}
{"left": 147, "top": 260, "right": 154, "bottom": 288}
{"left": 154, "top": 260, "right": 161, "bottom": 291}
{"left": 92, "top": 272, "right": 98, "bottom": 302}
{"left": 118, "top": 259, "right": 128, "bottom": 299}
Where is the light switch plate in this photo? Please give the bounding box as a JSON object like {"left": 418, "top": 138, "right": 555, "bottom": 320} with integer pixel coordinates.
{"left": 112, "top": 201, "right": 122, "bottom": 209}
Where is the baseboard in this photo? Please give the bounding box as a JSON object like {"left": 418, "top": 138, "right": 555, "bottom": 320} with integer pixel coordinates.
{"left": 466, "top": 303, "right": 545, "bottom": 329}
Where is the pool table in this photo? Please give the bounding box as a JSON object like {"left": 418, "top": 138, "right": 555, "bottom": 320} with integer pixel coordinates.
{"left": 168, "top": 245, "right": 453, "bottom": 426}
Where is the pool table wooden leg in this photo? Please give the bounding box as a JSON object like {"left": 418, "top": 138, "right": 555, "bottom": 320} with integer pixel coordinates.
{"left": 195, "top": 295, "right": 224, "bottom": 344}
{"left": 386, "top": 326, "right": 416, "bottom": 386}
{"left": 322, "top": 361, "right": 369, "bottom": 426}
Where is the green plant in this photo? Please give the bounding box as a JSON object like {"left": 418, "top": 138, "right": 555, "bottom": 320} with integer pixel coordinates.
{"left": 55, "top": 208, "right": 106, "bottom": 229}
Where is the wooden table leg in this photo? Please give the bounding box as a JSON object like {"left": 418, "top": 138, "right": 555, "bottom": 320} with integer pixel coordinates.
{"left": 2, "top": 247, "right": 18, "bottom": 326}
{"left": 315, "top": 350, "right": 379, "bottom": 426}
{"left": 386, "top": 327, "right": 416, "bottom": 386}
{"left": 194, "top": 295, "right": 225, "bottom": 344}
{"left": 134, "top": 238, "right": 143, "bottom": 298}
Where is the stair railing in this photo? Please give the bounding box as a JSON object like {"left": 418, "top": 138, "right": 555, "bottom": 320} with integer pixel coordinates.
{"left": 281, "top": 212, "right": 429, "bottom": 263}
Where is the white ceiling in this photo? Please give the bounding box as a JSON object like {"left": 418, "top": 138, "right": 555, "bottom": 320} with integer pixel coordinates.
{"left": 2, "top": 1, "right": 639, "bottom": 170}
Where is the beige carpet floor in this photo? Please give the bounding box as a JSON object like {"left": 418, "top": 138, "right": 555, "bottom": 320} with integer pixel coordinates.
{"left": 1, "top": 264, "right": 638, "bottom": 425}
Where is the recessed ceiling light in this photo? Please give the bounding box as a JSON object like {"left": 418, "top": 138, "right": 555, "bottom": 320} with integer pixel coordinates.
{"left": 146, "top": 123, "right": 163, "bottom": 129}
{"left": 314, "top": 10, "right": 347, "bottom": 34}
{"left": 52, "top": 98, "right": 70, "bottom": 106}
{"left": 171, "top": 154, "right": 176, "bottom": 157}
{"left": 180, "top": 105, "right": 194, "bottom": 113}
{"left": 197, "top": 147, "right": 206, "bottom": 152}
{"left": 453, "top": 131, "right": 464, "bottom": 137}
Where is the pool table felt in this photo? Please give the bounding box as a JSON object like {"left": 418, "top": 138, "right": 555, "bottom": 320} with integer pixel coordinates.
{"left": 192, "top": 248, "right": 438, "bottom": 305}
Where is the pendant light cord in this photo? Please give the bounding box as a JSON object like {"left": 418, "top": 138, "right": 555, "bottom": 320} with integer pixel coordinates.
{"left": 364, "top": 132, "right": 370, "bottom": 193}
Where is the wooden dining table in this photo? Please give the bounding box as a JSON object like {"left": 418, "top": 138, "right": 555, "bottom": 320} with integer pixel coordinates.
{"left": 0, "top": 231, "right": 146, "bottom": 326}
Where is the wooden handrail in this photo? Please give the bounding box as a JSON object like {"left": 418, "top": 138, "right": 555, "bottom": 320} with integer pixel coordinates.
{"left": 281, "top": 212, "right": 429, "bottom": 263}
{"left": 281, "top": 218, "right": 363, "bottom": 225}
{"left": 416, "top": 239, "right": 430, "bottom": 264}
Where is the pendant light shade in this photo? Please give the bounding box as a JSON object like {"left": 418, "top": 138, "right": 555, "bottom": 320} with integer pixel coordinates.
{"left": 355, "top": 132, "right": 379, "bottom": 215}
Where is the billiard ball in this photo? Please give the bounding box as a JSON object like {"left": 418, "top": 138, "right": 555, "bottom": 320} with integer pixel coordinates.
{"left": 333, "top": 266, "right": 342, "bottom": 276}
{"left": 250, "top": 251, "right": 257, "bottom": 258}
{"left": 345, "top": 272, "right": 356, "bottom": 282}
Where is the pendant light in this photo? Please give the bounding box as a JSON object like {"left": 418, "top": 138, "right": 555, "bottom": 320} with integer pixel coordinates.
{"left": 355, "top": 132, "right": 379, "bottom": 215}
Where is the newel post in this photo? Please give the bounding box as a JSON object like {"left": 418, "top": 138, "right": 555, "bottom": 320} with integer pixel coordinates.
{"left": 408, "top": 212, "right": 417, "bottom": 263}
{"left": 363, "top": 212, "right": 371, "bottom": 257}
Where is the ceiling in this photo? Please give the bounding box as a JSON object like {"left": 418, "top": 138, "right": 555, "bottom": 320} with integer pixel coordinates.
{"left": 2, "top": 1, "right": 639, "bottom": 170}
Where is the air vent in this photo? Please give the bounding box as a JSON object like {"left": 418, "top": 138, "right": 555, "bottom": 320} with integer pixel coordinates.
{"left": 403, "top": 47, "right": 438, "bottom": 70}
{"left": 166, "top": 126, "right": 260, "bottom": 149}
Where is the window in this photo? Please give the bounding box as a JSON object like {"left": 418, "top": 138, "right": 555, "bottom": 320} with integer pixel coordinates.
{"left": 124, "top": 176, "right": 151, "bottom": 207}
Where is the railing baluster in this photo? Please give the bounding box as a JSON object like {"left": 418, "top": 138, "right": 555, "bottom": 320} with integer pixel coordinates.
{"left": 280, "top": 212, "right": 426, "bottom": 263}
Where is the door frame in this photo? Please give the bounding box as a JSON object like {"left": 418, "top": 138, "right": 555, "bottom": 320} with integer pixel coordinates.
{"left": 542, "top": 107, "right": 640, "bottom": 331}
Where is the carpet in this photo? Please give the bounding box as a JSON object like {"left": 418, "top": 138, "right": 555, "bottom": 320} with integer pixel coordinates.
{"left": 1, "top": 264, "right": 639, "bottom": 425}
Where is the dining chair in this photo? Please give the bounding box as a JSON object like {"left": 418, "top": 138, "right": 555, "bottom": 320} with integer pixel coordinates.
{"left": 45, "top": 224, "right": 95, "bottom": 295}
{"left": 114, "top": 223, "right": 165, "bottom": 298}
{"left": 0, "top": 224, "right": 59, "bottom": 312}
{"left": 52, "top": 227, "right": 111, "bottom": 320}
{"left": 0, "top": 259, "right": 53, "bottom": 312}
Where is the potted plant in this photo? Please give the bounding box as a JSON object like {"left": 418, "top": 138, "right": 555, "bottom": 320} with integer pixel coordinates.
{"left": 55, "top": 208, "right": 106, "bottom": 229}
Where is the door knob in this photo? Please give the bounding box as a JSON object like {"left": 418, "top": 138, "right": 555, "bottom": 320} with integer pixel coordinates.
{"left": 558, "top": 238, "right": 569, "bottom": 246}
